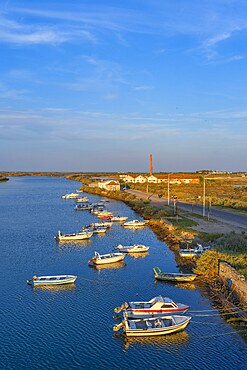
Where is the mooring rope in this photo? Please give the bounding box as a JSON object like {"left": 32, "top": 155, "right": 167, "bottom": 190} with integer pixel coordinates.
{"left": 194, "top": 329, "right": 247, "bottom": 339}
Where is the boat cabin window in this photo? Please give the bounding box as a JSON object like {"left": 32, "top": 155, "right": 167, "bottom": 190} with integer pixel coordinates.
{"left": 39, "top": 278, "right": 47, "bottom": 281}
{"left": 161, "top": 303, "right": 174, "bottom": 308}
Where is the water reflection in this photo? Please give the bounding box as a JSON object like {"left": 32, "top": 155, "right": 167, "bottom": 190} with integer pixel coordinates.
{"left": 154, "top": 280, "right": 196, "bottom": 290}
{"left": 57, "top": 239, "right": 92, "bottom": 248}
{"left": 128, "top": 252, "right": 149, "bottom": 259}
{"left": 88, "top": 261, "right": 126, "bottom": 271}
{"left": 113, "top": 330, "right": 190, "bottom": 351}
{"left": 32, "top": 284, "right": 77, "bottom": 293}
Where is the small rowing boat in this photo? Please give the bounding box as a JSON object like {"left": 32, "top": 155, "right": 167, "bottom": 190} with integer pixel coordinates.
{"left": 27, "top": 275, "right": 77, "bottom": 286}
{"left": 113, "top": 313, "right": 191, "bottom": 337}
{"left": 153, "top": 266, "right": 196, "bottom": 282}
{"left": 115, "top": 244, "right": 149, "bottom": 253}
{"left": 88, "top": 251, "right": 125, "bottom": 265}
{"left": 114, "top": 295, "right": 189, "bottom": 318}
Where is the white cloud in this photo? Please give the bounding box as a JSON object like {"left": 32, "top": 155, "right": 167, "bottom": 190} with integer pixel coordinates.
{"left": 0, "top": 14, "right": 96, "bottom": 45}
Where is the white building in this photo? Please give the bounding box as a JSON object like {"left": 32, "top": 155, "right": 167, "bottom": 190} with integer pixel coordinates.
{"left": 98, "top": 180, "right": 120, "bottom": 191}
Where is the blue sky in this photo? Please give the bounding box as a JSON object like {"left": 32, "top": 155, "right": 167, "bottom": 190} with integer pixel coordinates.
{"left": 0, "top": 0, "right": 247, "bottom": 172}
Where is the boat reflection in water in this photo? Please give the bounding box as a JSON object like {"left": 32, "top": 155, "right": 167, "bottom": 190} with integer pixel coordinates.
{"left": 88, "top": 261, "right": 126, "bottom": 271}
{"left": 113, "top": 330, "right": 189, "bottom": 351}
{"left": 154, "top": 280, "right": 196, "bottom": 291}
{"left": 128, "top": 252, "right": 149, "bottom": 259}
{"left": 57, "top": 239, "right": 92, "bottom": 249}
{"left": 33, "top": 284, "right": 77, "bottom": 293}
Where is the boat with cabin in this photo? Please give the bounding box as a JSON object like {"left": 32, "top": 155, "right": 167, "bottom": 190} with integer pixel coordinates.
{"left": 114, "top": 295, "right": 189, "bottom": 318}
{"left": 123, "top": 219, "right": 147, "bottom": 228}
{"left": 27, "top": 274, "right": 77, "bottom": 286}
{"left": 55, "top": 230, "right": 93, "bottom": 242}
{"left": 88, "top": 251, "right": 125, "bottom": 265}
{"left": 153, "top": 266, "right": 196, "bottom": 282}
{"left": 179, "top": 244, "right": 205, "bottom": 257}
{"left": 113, "top": 313, "right": 191, "bottom": 337}
{"left": 115, "top": 244, "right": 149, "bottom": 253}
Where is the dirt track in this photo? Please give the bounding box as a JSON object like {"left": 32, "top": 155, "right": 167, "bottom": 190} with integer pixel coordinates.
{"left": 128, "top": 189, "right": 247, "bottom": 234}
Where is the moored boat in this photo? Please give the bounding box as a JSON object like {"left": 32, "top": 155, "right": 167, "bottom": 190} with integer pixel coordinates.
{"left": 123, "top": 219, "right": 147, "bottom": 227}
{"left": 61, "top": 193, "right": 79, "bottom": 199}
{"left": 81, "top": 225, "right": 107, "bottom": 234}
{"left": 113, "top": 313, "right": 191, "bottom": 337}
{"left": 114, "top": 295, "right": 189, "bottom": 318}
{"left": 115, "top": 244, "right": 149, "bottom": 253}
{"left": 27, "top": 275, "right": 77, "bottom": 286}
{"left": 111, "top": 216, "right": 128, "bottom": 222}
{"left": 75, "top": 204, "right": 92, "bottom": 211}
{"left": 88, "top": 251, "right": 125, "bottom": 265}
{"left": 92, "top": 222, "right": 113, "bottom": 228}
{"left": 153, "top": 266, "right": 196, "bottom": 282}
{"left": 76, "top": 196, "right": 89, "bottom": 203}
{"left": 179, "top": 244, "right": 205, "bottom": 257}
{"left": 55, "top": 230, "right": 93, "bottom": 242}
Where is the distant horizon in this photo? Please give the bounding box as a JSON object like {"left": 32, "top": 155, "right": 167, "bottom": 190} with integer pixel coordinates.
{"left": 1, "top": 169, "right": 246, "bottom": 174}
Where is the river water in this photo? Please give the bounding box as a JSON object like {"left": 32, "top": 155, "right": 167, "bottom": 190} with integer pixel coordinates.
{"left": 0, "top": 177, "right": 246, "bottom": 370}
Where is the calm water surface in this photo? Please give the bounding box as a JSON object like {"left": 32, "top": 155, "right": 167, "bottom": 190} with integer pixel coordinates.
{"left": 0, "top": 177, "right": 246, "bottom": 370}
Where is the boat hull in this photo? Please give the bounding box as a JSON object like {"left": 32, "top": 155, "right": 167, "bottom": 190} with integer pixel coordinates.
{"left": 56, "top": 232, "right": 93, "bottom": 241}
{"left": 118, "top": 246, "right": 149, "bottom": 253}
{"left": 124, "top": 316, "right": 191, "bottom": 337}
{"left": 155, "top": 275, "right": 196, "bottom": 282}
{"left": 126, "top": 307, "right": 189, "bottom": 319}
{"left": 28, "top": 275, "right": 77, "bottom": 286}
{"left": 153, "top": 267, "right": 196, "bottom": 282}
{"left": 92, "top": 255, "right": 125, "bottom": 265}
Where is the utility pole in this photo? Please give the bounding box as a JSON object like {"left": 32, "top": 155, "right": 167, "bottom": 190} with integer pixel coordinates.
{"left": 146, "top": 181, "right": 149, "bottom": 201}
{"left": 167, "top": 173, "right": 170, "bottom": 206}
{"left": 203, "top": 175, "right": 206, "bottom": 217}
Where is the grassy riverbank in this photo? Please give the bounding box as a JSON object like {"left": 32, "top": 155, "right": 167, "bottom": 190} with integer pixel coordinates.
{"left": 77, "top": 184, "right": 247, "bottom": 279}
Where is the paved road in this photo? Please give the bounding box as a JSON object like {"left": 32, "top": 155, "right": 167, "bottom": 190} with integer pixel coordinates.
{"left": 128, "top": 190, "right": 247, "bottom": 230}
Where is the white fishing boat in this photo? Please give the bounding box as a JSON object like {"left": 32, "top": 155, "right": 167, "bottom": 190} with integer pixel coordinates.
{"left": 115, "top": 244, "right": 149, "bottom": 253}
{"left": 81, "top": 225, "right": 107, "bottom": 234}
{"left": 75, "top": 204, "right": 92, "bottom": 211}
{"left": 92, "top": 222, "right": 113, "bottom": 228}
{"left": 61, "top": 193, "right": 79, "bottom": 199}
{"left": 179, "top": 244, "right": 205, "bottom": 257}
{"left": 76, "top": 196, "right": 89, "bottom": 203}
{"left": 113, "top": 313, "right": 191, "bottom": 337}
{"left": 114, "top": 295, "right": 189, "bottom": 318}
{"left": 55, "top": 230, "right": 93, "bottom": 241}
{"left": 88, "top": 251, "right": 125, "bottom": 265}
{"left": 123, "top": 219, "right": 147, "bottom": 227}
{"left": 97, "top": 210, "right": 113, "bottom": 217}
{"left": 111, "top": 216, "right": 128, "bottom": 222}
{"left": 27, "top": 275, "right": 77, "bottom": 286}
